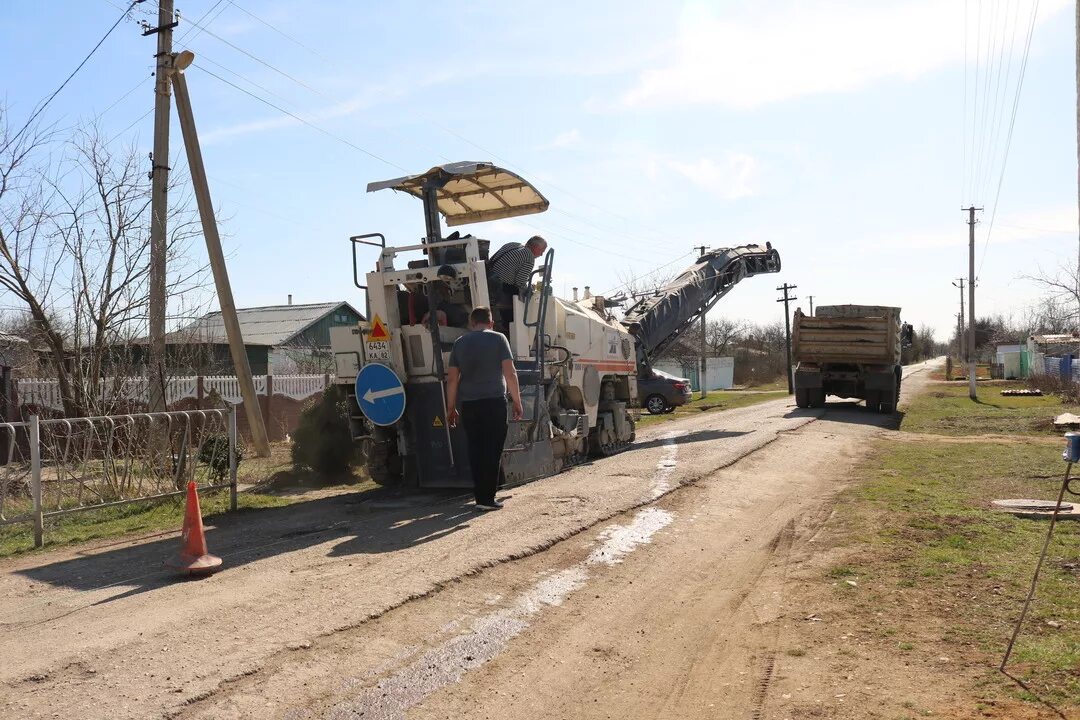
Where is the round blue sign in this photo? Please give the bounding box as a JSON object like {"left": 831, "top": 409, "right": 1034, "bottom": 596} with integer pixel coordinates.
{"left": 355, "top": 363, "right": 406, "bottom": 427}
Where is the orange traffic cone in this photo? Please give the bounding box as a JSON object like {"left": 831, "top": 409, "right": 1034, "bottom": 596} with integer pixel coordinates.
{"left": 166, "top": 481, "right": 222, "bottom": 575}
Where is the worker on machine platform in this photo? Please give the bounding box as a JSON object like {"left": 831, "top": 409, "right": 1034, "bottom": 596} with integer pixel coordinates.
{"left": 486, "top": 235, "right": 547, "bottom": 330}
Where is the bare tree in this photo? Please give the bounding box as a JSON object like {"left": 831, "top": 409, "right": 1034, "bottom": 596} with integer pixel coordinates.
{"left": 0, "top": 111, "right": 209, "bottom": 416}
{"left": 1023, "top": 262, "right": 1080, "bottom": 332}
{"left": 705, "top": 317, "right": 744, "bottom": 356}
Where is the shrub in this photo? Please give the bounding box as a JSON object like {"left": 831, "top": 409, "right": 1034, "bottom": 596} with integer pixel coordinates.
{"left": 198, "top": 432, "right": 244, "bottom": 482}
{"left": 1028, "top": 373, "right": 1080, "bottom": 404}
{"left": 290, "top": 385, "right": 355, "bottom": 474}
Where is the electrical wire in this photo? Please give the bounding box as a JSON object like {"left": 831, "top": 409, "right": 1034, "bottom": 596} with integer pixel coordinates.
{"left": 2, "top": 0, "right": 141, "bottom": 154}
{"left": 598, "top": 250, "right": 696, "bottom": 297}
{"left": 177, "top": 12, "right": 325, "bottom": 97}
{"left": 226, "top": 0, "right": 329, "bottom": 62}
{"left": 192, "top": 65, "right": 405, "bottom": 171}
{"left": 978, "top": 0, "right": 1041, "bottom": 278}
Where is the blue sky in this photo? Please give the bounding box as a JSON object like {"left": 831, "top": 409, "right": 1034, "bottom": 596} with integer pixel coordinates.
{"left": 2, "top": 0, "right": 1077, "bottom": 340}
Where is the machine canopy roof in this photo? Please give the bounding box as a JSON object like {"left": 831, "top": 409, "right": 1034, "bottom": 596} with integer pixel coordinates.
{"left": 366, "top": 161, "right": 549, "bottom": 227}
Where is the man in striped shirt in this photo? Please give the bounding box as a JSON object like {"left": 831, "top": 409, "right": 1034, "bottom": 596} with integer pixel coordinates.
{"left": 486, "top": 235, "right": 547, "bottom": 330}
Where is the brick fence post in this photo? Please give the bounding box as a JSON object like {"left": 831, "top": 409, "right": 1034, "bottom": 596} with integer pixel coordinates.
{"left": 264, "top": 374, "right": 274, "bottom": 442}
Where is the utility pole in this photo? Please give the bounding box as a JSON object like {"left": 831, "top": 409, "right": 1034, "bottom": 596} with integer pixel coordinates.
{"left": 807, "top": 295, "right": 815, "bottom": 316}
{"left": 146, "top": 0, "right": 177, "bottom": 412}
{"left": 777, "top": 283, "right": 798, "bottom": 395}
{"left": 964, "top": 207, "right": 982, "bottom": 400}
{"left": 694, "top": 245, "right": 708, "bottom": 398}
{"left": 171, "top": 52, "right": 271, "bottom": 457}
{"left": 1075, "top": 0, "right": 1080, "bottom": 328}
{"left": 952, "top": 278, "right": 965, "bottom": 360}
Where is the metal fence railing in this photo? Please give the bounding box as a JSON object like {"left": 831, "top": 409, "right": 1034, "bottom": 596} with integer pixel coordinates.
{"left": 0, "top": 408, "right": 238, "bottom": 547}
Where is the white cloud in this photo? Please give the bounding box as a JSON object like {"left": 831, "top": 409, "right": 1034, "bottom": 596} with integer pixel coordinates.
{"left": 201, "top": 84, "right": 404, "bottom": 144}
{"left": 896, "top": 205, "right": 1078, "bottom": 250}
{"left": 619, "top": 0, "right": 1067, "bottom": 110}
{"left": 665, "top": 153, "right": 759, "bottom": 200}
{"left": 542, "top": 129, "right": 582, "bottom": 150}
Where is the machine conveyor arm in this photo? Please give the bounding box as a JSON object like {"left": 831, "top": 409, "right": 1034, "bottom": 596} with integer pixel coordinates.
{"left": 620, "top": 244, "right": 781, "bottom": 372}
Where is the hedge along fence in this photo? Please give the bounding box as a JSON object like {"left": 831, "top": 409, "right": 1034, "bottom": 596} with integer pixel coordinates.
{"left": 15, "top": 375, "right": 330, "bottom": 443}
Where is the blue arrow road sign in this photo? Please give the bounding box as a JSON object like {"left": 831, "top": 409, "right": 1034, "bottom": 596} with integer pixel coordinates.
{"left": 355, "top": 363, "right": 406, "bottom": 427}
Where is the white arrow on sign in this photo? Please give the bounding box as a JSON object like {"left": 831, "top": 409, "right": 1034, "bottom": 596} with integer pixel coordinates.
{"left": 363, "top": 385, "right": 405, "bottom": 404}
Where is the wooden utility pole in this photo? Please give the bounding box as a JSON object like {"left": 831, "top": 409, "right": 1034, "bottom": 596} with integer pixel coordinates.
{"left": 694, "top": 245, "right": 708, "bottom": 399}
{"left": 807, "top": 295, "right": 815, "bottom": 316}
{"left": 964, "top": 207, "right": 981, "bottom": 400}
{"left": 952, "top": 278, "right": 965, "bottom": 360}
{"left": 777, "top": 283, "right": 798, "bottom": 395}
{"left": 146, "top": 0, "right": 177, "bottom": 413}
{"left": 171, "top": 52, "right": 271, "bottom": 457}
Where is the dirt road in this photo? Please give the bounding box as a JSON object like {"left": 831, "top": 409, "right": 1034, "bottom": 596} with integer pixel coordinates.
{"left": 0, "top": 363, "right": 937, "bottom": 719}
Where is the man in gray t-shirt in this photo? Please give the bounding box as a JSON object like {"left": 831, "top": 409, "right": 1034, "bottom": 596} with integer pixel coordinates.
{"left": 446, "top": 307, "right": 524, "bottom": 510}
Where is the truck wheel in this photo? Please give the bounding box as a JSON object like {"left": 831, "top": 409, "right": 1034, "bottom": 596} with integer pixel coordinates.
{"left": 363, "top": 439, "right": 403, "bottom": 486}
{"left": 880, "top": 390, "right": 897, "bottom": 414}
{"left": 645, "top": 395, "right": 668, "bottom": 415}
{"left": 864, "top": 391, "right": 879, "bottom": 412}
{"left": 810, "top": 388, "right": 826, "bottom": 408}
{"left": 795, "top": 387, "right": 809, "bottom": 408}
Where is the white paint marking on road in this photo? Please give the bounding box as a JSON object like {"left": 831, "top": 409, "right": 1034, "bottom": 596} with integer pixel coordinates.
{"left": 325, "top": 508, "right": 673, "bottom": 720}
{"left": 587, "top": 507, "right": 674, "bottom": 566}
{"left": 649, "top": 429, "right": 686, "bottom": 500}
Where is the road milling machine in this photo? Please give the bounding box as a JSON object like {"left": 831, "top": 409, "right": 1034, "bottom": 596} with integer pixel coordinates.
{"left": 330, "top": 161, "right": 781, "bottom": 488}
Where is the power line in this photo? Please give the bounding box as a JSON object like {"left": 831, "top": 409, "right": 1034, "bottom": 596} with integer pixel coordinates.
{"left": 226, "top": 0, "right": 329, "bottom": 61}
{"left": 2, "top": 0, "right": 140, "bottom": 154}
{"left": 978, "top": 0, "right": 1041, "bottom": 278}
{"left": 176, "top": 12, "right": 325, "bottom": 97}
{"left": 192, "top": 64, "right": 404, "bottom": 170}
{"left": 599, "top": 250, "right": 695, "bottom": 297}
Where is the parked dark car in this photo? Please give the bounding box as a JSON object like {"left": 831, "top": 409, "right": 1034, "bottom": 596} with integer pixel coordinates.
{"left": 638, "top": 369, "right": 692, "bottom": 414}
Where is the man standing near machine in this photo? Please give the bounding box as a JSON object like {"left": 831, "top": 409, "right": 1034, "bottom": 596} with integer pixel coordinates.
{"left": 486, "top": 235, "right": 547, "bottom": 329}
{"left": 446, "top": 307, "right": 525, "bottom": 510}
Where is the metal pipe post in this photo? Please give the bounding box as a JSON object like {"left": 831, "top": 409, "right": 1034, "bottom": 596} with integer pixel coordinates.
{"left": 29, "top": 414, "right": 42, "bottom": 548}
{"left": 228, "top": 404, "right": 238, "bottom": 511}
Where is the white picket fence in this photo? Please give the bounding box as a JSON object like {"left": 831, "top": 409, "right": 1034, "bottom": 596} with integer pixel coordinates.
{"left": 17, "top": 374, "right": 328, "bottom": 411}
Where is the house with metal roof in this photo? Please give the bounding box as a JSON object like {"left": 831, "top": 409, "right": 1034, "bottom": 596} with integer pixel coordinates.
{"left": 128, "top": 301, "right": 364, "bottom": 375}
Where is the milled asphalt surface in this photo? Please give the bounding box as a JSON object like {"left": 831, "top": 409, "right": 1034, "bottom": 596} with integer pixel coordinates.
{"left": 0, "top": 362, "right": 935, "bottom": 719}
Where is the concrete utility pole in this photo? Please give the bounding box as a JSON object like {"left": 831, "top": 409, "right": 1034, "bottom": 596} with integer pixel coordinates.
{"left": 1075, "top": 0, "right": 1080, "bottom": 326}
{"left": 776, "top": 283, "right": 798, "bottom": 395}
{"left": 807, "top": 295, "right": 815, "bottom": 316}
{"left": 952, "top": 278, "right": 965, "bottom": 360}
{"left": 171, "top": 52, "right": 271, "bottom": 457}
{"left": 964, "top": 207, "right": 982, "bottom": 400}
{"left": 694, "top": 245, "right": 708, "bottom": 399}
{"left": 146, "top": 0, "right": 177, "bottom": 412}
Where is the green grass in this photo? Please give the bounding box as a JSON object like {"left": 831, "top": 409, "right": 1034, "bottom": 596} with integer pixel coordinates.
{"left": 0, "top": 489, "right": 294, "bottom": 557}
{"left": 836, "top": 439, "right": 1080, "bottom": 705}
{"left": 900, "top": 381, "right": 1078, "bottom": 436}
{"left": 636, "top": 390, "right": 788, "bottom": 428}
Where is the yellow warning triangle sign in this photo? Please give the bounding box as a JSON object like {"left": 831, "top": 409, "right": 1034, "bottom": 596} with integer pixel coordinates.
{"left": 367, "top": 315, "right": 390, "bottom": 341}
{"left": 432, "top": 416, "right": 444, "bottom": 428}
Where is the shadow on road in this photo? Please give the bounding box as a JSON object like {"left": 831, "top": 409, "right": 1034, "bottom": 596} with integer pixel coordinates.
{"left": 784, "top": 400, "right": 906, "bottom": 430}
{"left": 14, "top": 489, "right": 478, "bottom": 606}
{"left": 631, "top": 429, "right": 751, "bottom": 452}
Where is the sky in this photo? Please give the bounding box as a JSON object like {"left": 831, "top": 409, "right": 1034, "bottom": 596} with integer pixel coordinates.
{"left": 1, "top": 0, "right": 1077, "bottom": 342}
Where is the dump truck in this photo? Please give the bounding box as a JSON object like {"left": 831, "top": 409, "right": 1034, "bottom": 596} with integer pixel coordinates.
{"left": 330, "top": 161, "right": 781, "bottom": 488}
{"left": 792, "top": 305, "right": 911, "bottom": 413}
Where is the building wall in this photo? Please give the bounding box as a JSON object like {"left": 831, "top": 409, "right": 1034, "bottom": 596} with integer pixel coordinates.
{"left": 292, "top": 306, "right": 363, "bottom": 348}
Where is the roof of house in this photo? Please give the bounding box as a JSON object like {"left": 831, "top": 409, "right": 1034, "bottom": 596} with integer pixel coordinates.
{"left": 169, "top": 301, "right": 363, "bottom": 347}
